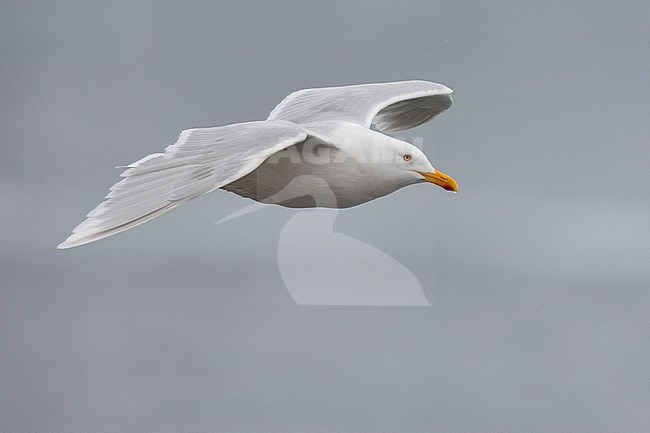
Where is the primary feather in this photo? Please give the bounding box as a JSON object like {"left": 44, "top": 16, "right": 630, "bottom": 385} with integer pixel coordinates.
{"left": 58, "top": 121, "right": 306, "bottom": 248}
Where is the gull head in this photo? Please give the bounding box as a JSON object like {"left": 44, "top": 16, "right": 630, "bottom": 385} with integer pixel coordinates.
{"left": 333, "top": 124, "right": 459, "bottom": 195}
{"left": 377, "top": 140, "right": 459, "bottom": 194}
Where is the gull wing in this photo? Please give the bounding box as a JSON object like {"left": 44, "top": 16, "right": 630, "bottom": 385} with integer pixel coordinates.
{"left": 268, "top": 80, "right": 453, "bottom": 133}
{"left": 58, "top": 121, "right": 307, "bottom": 249}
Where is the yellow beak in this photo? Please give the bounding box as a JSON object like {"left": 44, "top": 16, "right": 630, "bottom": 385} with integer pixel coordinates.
{"left": 419, "top": 170, "right": 459, "bottom": 193}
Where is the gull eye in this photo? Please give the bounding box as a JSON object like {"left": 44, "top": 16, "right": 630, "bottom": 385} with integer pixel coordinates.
{"left": 402, "top": 153, "right": 412, "bottom": 162}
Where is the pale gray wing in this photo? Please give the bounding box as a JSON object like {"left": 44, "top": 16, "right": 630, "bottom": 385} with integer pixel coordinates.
{"left": 267, "top": 80, "right": 453, "bottom": 132}
{"left": 58, "top": 120, "right": 307, "bottom": 249}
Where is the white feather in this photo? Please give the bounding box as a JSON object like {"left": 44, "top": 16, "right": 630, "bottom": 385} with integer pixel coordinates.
{"left": 58, "top": 121, "right": 306, "bottom": 248}
{"left": 268, "top": 80, "right": 452, "bottom": 132}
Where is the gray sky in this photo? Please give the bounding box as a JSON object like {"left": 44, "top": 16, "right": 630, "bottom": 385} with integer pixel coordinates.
{"left": 2, "top": 1, "right": 649, "bottom": 432}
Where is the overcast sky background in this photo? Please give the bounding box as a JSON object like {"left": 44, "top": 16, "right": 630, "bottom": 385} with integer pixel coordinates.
{"left": 2, "top": 1, "right": 649, "bottom": 432}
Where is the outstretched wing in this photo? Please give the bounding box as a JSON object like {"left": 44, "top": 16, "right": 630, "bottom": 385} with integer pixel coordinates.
{"left": 58, "top": 120, "right": 307, "bottom": 249}
{"left": 268, "top": 80, "right": 453, "bottom": 132}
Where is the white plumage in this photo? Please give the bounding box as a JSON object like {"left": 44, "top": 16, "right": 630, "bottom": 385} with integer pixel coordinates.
{"left": 59, "top": 80, "right": 457, "bottom": 249}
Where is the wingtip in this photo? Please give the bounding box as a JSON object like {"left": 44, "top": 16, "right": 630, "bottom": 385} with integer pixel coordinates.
{"left": 57, "top": 232, "right": 101, "bottom": 249}
{"left": 57, "top": 233, "right": 91, "bottom": 249}
{"left": 57, "top": 239, "right": 74, "bottom": 250}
